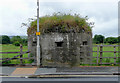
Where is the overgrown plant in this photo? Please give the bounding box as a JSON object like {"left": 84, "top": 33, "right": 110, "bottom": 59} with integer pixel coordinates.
{"left": 27, "top": 12, "right": 94, "bottom": 35}
{"left": 105, "top": 58, "right": 110, "bottom": 63}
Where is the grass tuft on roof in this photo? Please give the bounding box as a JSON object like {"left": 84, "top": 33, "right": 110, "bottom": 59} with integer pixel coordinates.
{"left": 27, "top": 13, "right": 93, "bottom": 35}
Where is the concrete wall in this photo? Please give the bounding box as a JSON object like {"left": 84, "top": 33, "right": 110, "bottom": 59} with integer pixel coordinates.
{"left": 28, "top": 32, "right": 92, "bottom": 67}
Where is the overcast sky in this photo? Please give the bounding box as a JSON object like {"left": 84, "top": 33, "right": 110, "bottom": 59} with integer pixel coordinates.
{"left": 0, "top": 0, "right": 118, "bottom": 37}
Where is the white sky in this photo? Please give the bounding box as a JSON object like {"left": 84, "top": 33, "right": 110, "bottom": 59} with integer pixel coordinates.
{"left": 0, "top": 0, "right": 119, "bottom": 37}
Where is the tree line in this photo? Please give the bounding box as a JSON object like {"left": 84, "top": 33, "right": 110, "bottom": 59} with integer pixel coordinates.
{"left": 0, "top": 35, "right": 27, "bottom": 46}
{"left": 93, "top": 34, "right": 119, "bottom": 44}
{"left": 0, "top": 35, "right": 119, "bottom": 46}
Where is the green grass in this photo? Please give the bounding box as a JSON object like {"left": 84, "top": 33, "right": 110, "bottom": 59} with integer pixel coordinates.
{"left": 92, "top": 44, "right": 119, "bottom": 66}
{"left": 0, "top": 44, "right": 119, "bottom": 66}
{"left": 0, "top": 44, "right": 32, "bottom": 64}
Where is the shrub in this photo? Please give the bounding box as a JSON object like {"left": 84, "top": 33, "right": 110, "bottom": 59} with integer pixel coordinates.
{"left": 22, "top": 39, "right": 27, "bottom": 46}
{"left": 13, "top": 41, "right": 20, "bottom": 46}
{"left": 106, "top": 58, "right": 110, "bottom": 63}
{"left": 11, "top": 36, "right": 22, "bottom": 44}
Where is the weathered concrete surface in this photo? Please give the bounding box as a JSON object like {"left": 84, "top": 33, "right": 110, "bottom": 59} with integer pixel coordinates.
{"left": 35, "top": 68, "right": 56, "bottom": 75}
{"left": 56, "top": 67, "right": 118, "bottom": 72}
{"left": 28, "top": 31, "right": 92, "bottom": 67}
{"left": 1, "top": 67, "right": 16, "bottom": 75}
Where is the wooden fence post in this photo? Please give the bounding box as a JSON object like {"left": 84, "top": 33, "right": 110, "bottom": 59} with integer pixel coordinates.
{"left": 20, "top": 44, "right": 23, "bottom": 65}
{"left": 97, "top": 45, "right": 99, "bottom": 65}
{"left": 100, "top": 45, "right": 103, "bottom": 64}
{"left": 114, "top": 45, "right": 116, "bottom": 64}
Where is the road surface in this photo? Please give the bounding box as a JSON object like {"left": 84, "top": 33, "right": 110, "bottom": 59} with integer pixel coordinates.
{"left": 1, "top": 76, "right": 119, "bottom": 81}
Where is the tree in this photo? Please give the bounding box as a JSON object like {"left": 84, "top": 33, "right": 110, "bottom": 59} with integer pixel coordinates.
{"left": 105, "top": 37, "right": 118, "bottom": 44}
{"left": 118, "top": 36, "right": 120, "bottom": 43}
{"left": 22, "top": 38, "right": 28, "bottom": 46}
{"left": 93, "top": 35, "right": 105, "bottom": 44}
{"left": 13, "top": 41, "right": 20, "bottom": 46}
{"left": 1, "top": 35, "right": 10, "bottom": 44}
{"left": 0, "top": 36, "right": 2, "bottom": 44}
{"left": 11, "top": 36, "right": 22, "bottom": 44}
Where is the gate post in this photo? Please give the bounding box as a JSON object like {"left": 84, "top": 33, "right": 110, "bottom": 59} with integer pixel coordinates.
{"left": 113, "top": 45, "right": 116, "bottom": 64}
{"left": 100, "top": 45, "right": 103, "bottom": 65}
{"left": 97, "top": 45, "right": 99, "bottom": 65}
{"left": 20, "top": 44, "right": 23, "bottom": 65}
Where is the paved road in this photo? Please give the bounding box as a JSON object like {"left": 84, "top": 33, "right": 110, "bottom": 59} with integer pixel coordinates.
{"left": 1, "top": 76, "right": 119, "bottom": 81}
{"left": 0, "top": 67, "right": 119, "bottom": 83}
{"left": 1, "top": 67, "right": 118, "bottom": 76}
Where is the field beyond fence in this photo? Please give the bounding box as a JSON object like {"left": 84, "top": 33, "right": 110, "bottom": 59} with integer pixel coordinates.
{"left": 0, "top": 44, "right": 119, "bottom": 66}
{"left": 0, "top": 44, "right": 32, "bottom": 65}
{"left": 92, "top": 45, "right": 119, "bottom": 66}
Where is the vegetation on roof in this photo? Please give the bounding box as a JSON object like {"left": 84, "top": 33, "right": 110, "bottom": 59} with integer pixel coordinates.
{"left": 27, "top": 13, "right": 93, "bottom": 35}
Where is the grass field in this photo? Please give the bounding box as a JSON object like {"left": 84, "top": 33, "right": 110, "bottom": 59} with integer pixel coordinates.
{"left": 0, "top": 44, "right": 30, "bottom": 64}
{"left": 93, "top": 44, "right": 119, "bottom": 65}
{"left": 0, "top": 44, "right": 119, "bottom": 65}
